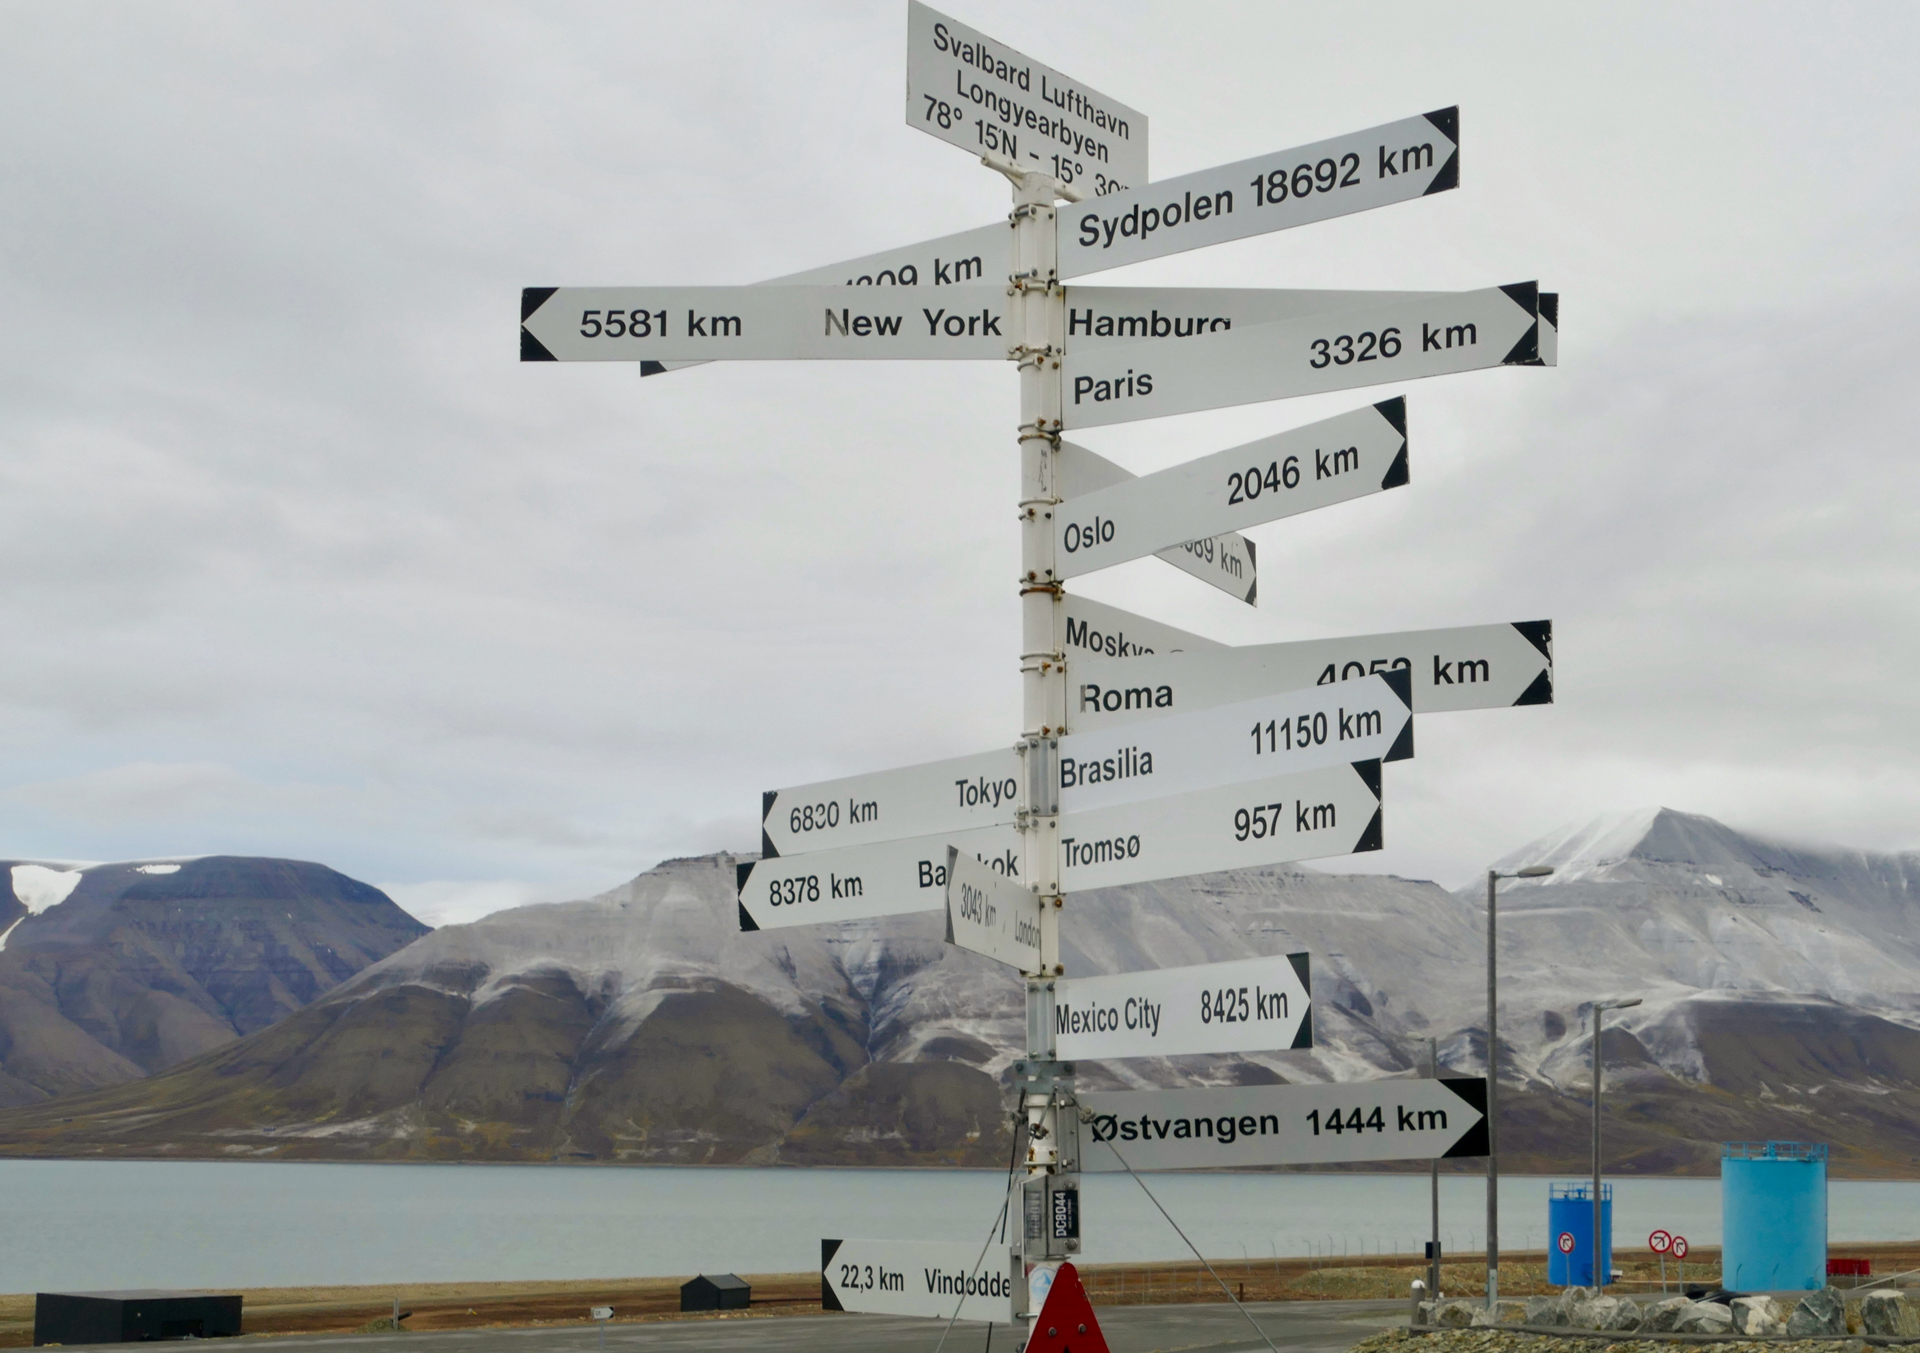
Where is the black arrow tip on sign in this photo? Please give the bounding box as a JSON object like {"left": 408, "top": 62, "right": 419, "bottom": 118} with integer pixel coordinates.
{"left": 1439, "top": 1078, "right": 1491, "bottom": 1159}
{"left": 1354, "top": 806, "right": 1384, "bottom": 854}
{"left": 820, "top": 1241, "right": 845, "bottom": 1310}
{"left": 1539, "top": 292, "right": 1559, "bottom": 328}
{"left": 520, "top": 326, "right": 557, "bottom": 362}
{"left": 1422, "top": 106, "right": 1459, "bottom": 143}
{"left": 1243, "top": 537, "right": 1257, "bottom": 606}
{"left": 1385, "top": 717, "right": 1414, "bottom": 763}
{"left": 1381, "top": 445, "right": 1410, "bottom": 490}
{"left": 1511, "top": 619, "right": 1553, "bottom": 659}
{"left": 1352, "top": 758, "right": 1383, "bottom": 800}
{"left": 640, "top": 361, "right": 667, "bottom": 376}
{"left": 1373, "top": 394, "right": 1407, "bottom": 436}
{"left": 521, "top": 286, "right": 557, "bottom": 321}
{"left": 1513, "top": 668, "right": 1554, "bottom": 706}
{"left": 737, "top": 900, "right": 760, "bottom": 932}
{"left": 1381, "top": 665, "right": 1413, "bottom": 710}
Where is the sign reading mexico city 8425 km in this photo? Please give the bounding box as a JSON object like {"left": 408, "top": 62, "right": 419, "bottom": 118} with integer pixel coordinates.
{"left": 1078, "top": 1077, "right": 1488, "bottom": 1171}
{"left": 1054, "top": 953, "right": 1312, "bottom": 1061}
{"left": 906, "top": 1, "right": 1146, "bottom": 193}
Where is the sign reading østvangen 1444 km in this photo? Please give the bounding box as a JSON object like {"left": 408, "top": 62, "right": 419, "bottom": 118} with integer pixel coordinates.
{"left": 1060, "top": 284, "right": 1541, "bottom": 429}
{"left": 761, "top": 746, "right": 1020, "bottom": 858}
{"left": 520, "top": 284, "right": 1008, "bottom": 363}
{"left": 1078, "top": 1077, "right": 1488, "bottom": 1171}
{"left": 1054, "top": 399, "right": 1406, "bottom": 582}
{"left": 906, "top": 1, "right": 1147, "bottom": 194}
{"left": 945, "top": 847, "right": 1043, "bottom": 973}
{"left": 1054, "top": 953, "right": 1312, "bottom": 1061}
{"left": 822, "top": 1238, "right": 1012, "bottom": 1322}
{"left": 1057, "top": 109, "right": 1457, "bottom": 278}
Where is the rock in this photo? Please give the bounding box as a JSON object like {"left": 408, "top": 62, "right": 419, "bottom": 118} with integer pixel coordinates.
{"left": 1732, "top": 1294, "right": 1788, "bottom": 1335}
{"left": 1861, "top": 1290, "right": 1919, "bottom": 1336}
{"left": 1642, "top": 1296, "right": 1692, "bottom": 1332}
{"left": 1432, "top": 1299, "right": 1478, "bottom": 1328}
{"left": 1598, "top": 1296, "right": 1645, "bottom": 1331}
{"left": 1569, "top": 1293, "right": 1635, "bottom": 1330}
{"left": 1673, "top": 1301, "right": 1733, "bottom": 1334}
{"left": 1524, "top": 1294, "right": 1570, "bottom": 1327}
{"left": 1469, "top": 1301, "right": 1526, "bottom": 1327}
{"left": 1787, "top": 1287, "right": 1849, "bottom": 1337}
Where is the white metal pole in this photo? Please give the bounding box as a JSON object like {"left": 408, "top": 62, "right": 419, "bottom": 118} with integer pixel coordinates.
{"left": 1011, "top": 165, "right": 1065, "bottom": 1329}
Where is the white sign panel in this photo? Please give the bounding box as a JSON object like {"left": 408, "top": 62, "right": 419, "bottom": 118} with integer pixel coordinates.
{"left": 1059, "top": 593, "right": 1223, "bottom": 662}
{"left": 945, "top": 848, "right": 1044, "bottom": 973}
{"left": 1056, "top": 442, "right": 1255, "bottom": 604}
{"left": 1057, "top": 671, "right": 1411, "bottom": 814}
{"left": 1057, "top": 108, "right": 1458, "bottom": 278}
{"left": 1078, "top": 1077, "right": 1488, "bottom": 1171}
{"left": 1062, "top": 286, "right": 1445, "bottom": 350}
{"left": 1057, "top": 759, "right": 1381, "bottom": 893}
{"left": 521, "top": 284, "right": 1007, "bottom": 362}
{"left": 762, "top": 747, "right": 1020, "bottom": 858}
{"left": 738, "top": 826, "right": 1020, "bottom": 931}
{"left": 1070, "top": 620, "right": 1552, "bottom": 729}
{"left": 641, "top": 222, "right": 1010, "bottom": 377}
{"left": 906, "top": 1, "right": 1147, "bottom": 194}
{"left": 822, "top": 1237, "right": 1013, "bottom": 1322}
{"left": 1054, "top": 953, "right": 1312, "bottom": 1060}
{"left": 1054, "top": 400, "right": 1406, "bottom": 581}
{"left": 1060, "top": 284, "right": 1541, "bottom": 429}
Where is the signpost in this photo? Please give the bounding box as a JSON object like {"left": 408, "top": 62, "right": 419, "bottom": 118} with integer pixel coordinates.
{"left": 521, "top": 283, "right": 1008, "bottom": 363}
{"left": 1056, "top": 670, "right": 1411, "bottom": 814}
{"left": 526, "top": 5, "right": 1560, "bottom": 1331}
{"left": 1078, "top": 1076, "right": 1487, "bottom": 1171}
{"left": 906, "top": 1, "right": 1147, "bottom": 194}
{"left": 1650, "top": 1229, "right": 1672, "bottom": 1291}
{"left": 761, "top": 746, "right": 1021, "bottom": 858}
{"left": 1056, "top": 109, "right": 1457, "bottom": 276}
{"left": 822, "top": 1237, "right": 1013, "bottom": 1321}
{"left": 1053, "top": 399, "right": 1406, "bottom": 581}
{"left": 1558, "top": 1232, "right": 1576, "bottom": 1255}
{"left": 1056, "top": 757, "right": 1382, "bottom": 892}
{"left": 1057, "top": 440, "right": 1256, "bottom": 604}
{"left": 1060, "top": 284, "right": 1542, "bottom": 429}
{"left": 946, "top": 847, "right": 1045, "bottom": 973}
{"left": 1053, "top": 953, "right": 1311, "bottom": 1060}
{"left": 737, "top": 824, "right": 1020, "bottom": 931}
{"left": 1070, "top": 620, "right": 1551, "bottom": 730}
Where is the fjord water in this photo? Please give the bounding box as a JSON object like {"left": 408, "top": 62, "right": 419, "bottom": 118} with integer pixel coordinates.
{"left": 2, "top": 1161, "right": 1918, "bottom": 1290}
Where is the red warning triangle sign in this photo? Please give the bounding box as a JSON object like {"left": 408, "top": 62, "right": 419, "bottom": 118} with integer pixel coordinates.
{"left": 1028, "top": 1262, "right": 1109, "bottom": 1353}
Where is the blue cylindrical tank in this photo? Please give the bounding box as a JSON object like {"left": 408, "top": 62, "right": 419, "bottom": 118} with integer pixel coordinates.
{"left": 1723, "top": 1141, "right": 1827, "bottom": 1290}
{"left": 1547, "top": 1183, "right": 1612, "bottom": 1287}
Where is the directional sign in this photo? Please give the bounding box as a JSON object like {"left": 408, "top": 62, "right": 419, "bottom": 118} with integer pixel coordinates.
{"left": 822, "top": 1237, "right": 1013, "bottom": 1322}
{"left": 641, "top": 222, "right": 1009, "bottom": 376}
{"left": 1558, "top": 1232, "right": 1576, "bottom": 1255}
{"left": 1054, "top": 400, "right": 1406, "bottom": 581}
{"left": 1060, "top": 284, "right": 1541, "bottom": 429}
{"left": 1054, "top": 953, "right": 1311, "bottom": 1060}
{"left": 762, "top": 746, "right": 1020, "bottom": 858}
{"left": 1057, "top": 758, "right": 1381, "bottom": 893}
{"left": 1057, "top": 441, "right": 1255, "bottom": 604}
{"left": 1061, "top": 287, "right": 1447, "bottom": 351}
{"left": 1648, "top": 1230, "right": 1672, "bottom": 1254}
{"left": 521, "top": 284, "right": 1007, "bottom": 362}
{"left": 1059, "top": 593, "right": 1223, "bottom": 662}
{"left": 1078, "top": 1076, "right": 1487, "bottom": 1171}
{"left": 1671, "top": 1236, "right": 1690, "bottom": 1260}
{"left": 945, "top": 847, "right": 1044, "bottom": 973}
{"left": 1057, "top": 109, "right": 1457, "bottom": 278}
{"left": 1056, "top": 670, "right": 1411, "bottom": 815}
{"left": 737, "top": 825, "right": 1020, "bottom": 931}
{"left": 906, "top": 1, "right": 1147, "bottom": 193}
{"left": 1069, "top": 620, "right": 1552, "bottom": 730}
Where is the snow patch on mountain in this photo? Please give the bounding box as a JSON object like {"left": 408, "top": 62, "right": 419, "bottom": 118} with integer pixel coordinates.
{"left": 11, "top": 864, "right": 84, "bottom": 913}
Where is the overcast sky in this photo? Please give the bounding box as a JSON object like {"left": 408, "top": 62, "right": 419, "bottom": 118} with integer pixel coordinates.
{"left": 2, "top": 1, "right": 1916, "bottom": 925}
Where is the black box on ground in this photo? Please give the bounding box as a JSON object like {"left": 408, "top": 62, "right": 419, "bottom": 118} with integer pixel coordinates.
{"left": 678, "top": 1274, "right": 750, "bottom": 1312}
{"left": 35, "top": 1290, "right": 242, "bottom": 1345}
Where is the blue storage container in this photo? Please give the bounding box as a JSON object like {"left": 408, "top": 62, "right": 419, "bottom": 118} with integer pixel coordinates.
{"left": 1723, "top": 1142, "right": 1827, "bottom": 1291}
{"left": 1547, "top": 1182, "right": 1612, "bottom": 1287}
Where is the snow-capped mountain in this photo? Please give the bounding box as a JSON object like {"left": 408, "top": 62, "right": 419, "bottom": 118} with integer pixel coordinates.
{"left": 3, "top": 809, "right": 1918, "bottom": 1173}
{"left": 0, "top": 855, "right": 429, "bottom": 1106}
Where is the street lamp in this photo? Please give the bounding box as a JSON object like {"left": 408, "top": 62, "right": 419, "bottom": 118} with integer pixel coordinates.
{"left": 1591, "top": 997, "right": 1643, "bottom": 1288}
{"left": 1485, "top": 863, "right": 1553, "bottom": 1308}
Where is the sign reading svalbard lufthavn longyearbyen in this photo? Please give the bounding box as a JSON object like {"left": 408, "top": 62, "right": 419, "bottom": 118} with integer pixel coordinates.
{"left": 521, "top": 1, "right": 1557, "bottom": 1330}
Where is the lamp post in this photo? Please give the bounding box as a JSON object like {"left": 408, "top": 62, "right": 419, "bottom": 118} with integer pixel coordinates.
{"left": 1485, "top": 863, "right": 1553, "bottom": 1309}
{"left": 1591, "top": 996, "right": 1642, "bottom": 1287}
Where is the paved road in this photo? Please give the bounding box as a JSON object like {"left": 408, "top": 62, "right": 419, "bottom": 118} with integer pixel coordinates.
{"left": 76, "top": 1300, "right": 1405, "bottom": 1353}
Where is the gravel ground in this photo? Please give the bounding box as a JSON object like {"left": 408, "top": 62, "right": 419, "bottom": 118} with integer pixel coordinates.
{"left": 1351, "top": 1329, "right": 1881, "bottom": 1353}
